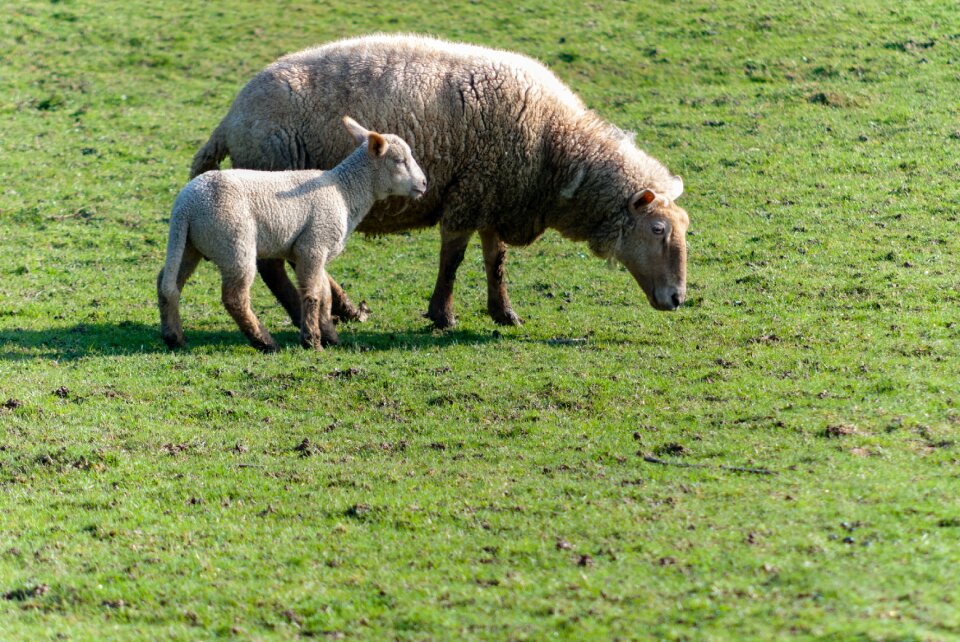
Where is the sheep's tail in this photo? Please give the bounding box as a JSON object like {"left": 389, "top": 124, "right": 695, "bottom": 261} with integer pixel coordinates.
{"left": 190, "top": 120, "right": 229, "bottom": 178}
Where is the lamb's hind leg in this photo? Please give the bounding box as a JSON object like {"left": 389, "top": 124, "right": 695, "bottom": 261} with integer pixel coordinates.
{"left": 157, "top": 245, "right": 203, "bottom": 349}
{"left": 221, "top": 268, "right": 278, "bottom": 353}
{"left": 426, "top": 227, "right": 473, "bottom": 329}
{"left": 479, "top": 229, "right": 522, "bottom": 326}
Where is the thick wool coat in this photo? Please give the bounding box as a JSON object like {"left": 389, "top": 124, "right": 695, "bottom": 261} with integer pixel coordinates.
{"left": 191, "top": 34, "right": 681, "bottom": 258}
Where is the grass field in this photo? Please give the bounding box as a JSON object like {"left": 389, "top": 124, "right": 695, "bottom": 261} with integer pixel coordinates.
{"left": 2, "top": 0, "right": 960, "bottom": 639}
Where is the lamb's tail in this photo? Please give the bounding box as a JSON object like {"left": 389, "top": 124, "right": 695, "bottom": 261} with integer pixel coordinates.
{"left": 190, "top": 120, "right": 229, "bottom": 178}
{"left": 157, "top": 200, "right": 191, "bottom": 348}
{"left": 160, "top": 206, "right": 189, "bottom": 298}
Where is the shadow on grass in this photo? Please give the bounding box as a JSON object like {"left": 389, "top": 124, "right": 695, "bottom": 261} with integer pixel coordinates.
{"left": 338, "top": 326, "right": 500, "bottom": 352}
{"left": 0, "top": 320, "right": 500, "bottom": 361}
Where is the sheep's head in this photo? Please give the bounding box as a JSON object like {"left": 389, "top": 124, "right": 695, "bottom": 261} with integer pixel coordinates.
{"left": 614, "top": 177, "right": 688, "bottom": 311}
{"left": 342, "top": 116, "right": 427, "bottom": 201}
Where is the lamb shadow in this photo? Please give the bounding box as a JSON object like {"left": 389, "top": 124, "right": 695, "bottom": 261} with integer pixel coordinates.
{"left": 0, "top": 321, "right": 499, "bottom": 361}
{"left": 0, "top": 321, "right": 256, "bottom": 362}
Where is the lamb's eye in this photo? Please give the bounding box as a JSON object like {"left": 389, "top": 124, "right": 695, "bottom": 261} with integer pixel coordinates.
{"left": 651, "top": 222, "right": 666, "bottom": 235}
{"left": 394, "top": 158, "right": 405, "bottom": 166}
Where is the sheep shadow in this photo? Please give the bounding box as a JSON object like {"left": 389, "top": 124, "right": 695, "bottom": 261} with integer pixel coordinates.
{"left": 0, "top": 321, "right": 500, "bottom": 361}
{"left": 337, "top": 326, "right": 500, "bottom": 352}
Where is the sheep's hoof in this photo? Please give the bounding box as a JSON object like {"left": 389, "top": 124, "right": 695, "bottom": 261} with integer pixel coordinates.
{"left": 257, "top": 342, "right": 280, "bottom": 354}
{"left": 490, "top": 307, "right": 523, "bottom": 327}
{"left": 425, "top": 309, "right": 456, "bottom": 330}
{"left": 162, "top": 334, "right": 186, "bottom": 350}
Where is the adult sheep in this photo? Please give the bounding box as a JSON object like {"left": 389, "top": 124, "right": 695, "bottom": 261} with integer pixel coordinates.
{"left": 191, "top": 34, "right": 690, "bottom": 329}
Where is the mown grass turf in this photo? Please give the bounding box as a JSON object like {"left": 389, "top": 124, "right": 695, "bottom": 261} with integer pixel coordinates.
{"left": 2, "top": 1, "right": 960, "bottom": 639}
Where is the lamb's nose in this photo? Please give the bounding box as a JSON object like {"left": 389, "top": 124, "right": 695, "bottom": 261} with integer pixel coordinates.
{"left": 671, "top": 292, "right": 683, "bottom": 308}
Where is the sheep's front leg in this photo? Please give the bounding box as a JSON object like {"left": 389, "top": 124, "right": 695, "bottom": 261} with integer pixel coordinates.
{"left": 221, "top": 271, "right": 278, "bottom": 353}
{"left": 426, "top": 227, "right": 473, "bottom": 329}
{"left": 479, "top": 229, "right": 522, "bottom": 326}
{"left": 295, "top": 260, "right": 337, "bottom": 350}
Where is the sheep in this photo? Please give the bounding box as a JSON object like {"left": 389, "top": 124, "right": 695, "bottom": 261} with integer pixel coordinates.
{"left": 159, "top": 116, "right": 427, "bottom": 352}
{"left": 190, "top": 34, "right": 690, "bottom": 330}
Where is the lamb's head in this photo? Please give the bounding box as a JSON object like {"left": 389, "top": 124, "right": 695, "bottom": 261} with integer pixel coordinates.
{"left": 613, "top": 177, "right": 688, "bottom": 312}
{"left": 342, "top": 116, "right": 427, "bottom": 201}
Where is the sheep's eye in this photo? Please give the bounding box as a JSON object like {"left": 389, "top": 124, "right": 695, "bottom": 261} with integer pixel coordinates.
{"left": 651, "top": 222, "right": 666, "bottom": 235}
{"left": 394, "top": 158, "right": 405, "bottom": 166}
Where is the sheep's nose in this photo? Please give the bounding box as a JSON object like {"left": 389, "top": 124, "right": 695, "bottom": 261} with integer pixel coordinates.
{"left": 654, "top": 286, "right": 685, "bottom": 311}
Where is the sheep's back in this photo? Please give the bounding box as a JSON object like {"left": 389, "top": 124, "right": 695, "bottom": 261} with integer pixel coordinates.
{"left": 221, "top": 35, "right": 584, "bottom": 236}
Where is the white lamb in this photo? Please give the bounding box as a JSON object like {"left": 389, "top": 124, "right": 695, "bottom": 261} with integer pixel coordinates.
{"left": 158, "top": 116, "right": 427, "bottom": 352}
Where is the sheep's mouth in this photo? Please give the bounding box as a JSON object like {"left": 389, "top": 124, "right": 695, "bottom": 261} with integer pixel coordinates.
{"left": 410, "top": 188, "right": 426, "bottom": 200}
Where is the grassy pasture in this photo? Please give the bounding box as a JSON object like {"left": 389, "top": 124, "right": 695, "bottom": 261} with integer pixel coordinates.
{"left": 2, "top": 0, "right": 960, "bottom": 639}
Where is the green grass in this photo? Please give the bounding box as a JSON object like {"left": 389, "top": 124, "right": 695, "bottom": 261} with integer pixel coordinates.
{"left": 2, "top": 0, "right": 960, "bottom": 639}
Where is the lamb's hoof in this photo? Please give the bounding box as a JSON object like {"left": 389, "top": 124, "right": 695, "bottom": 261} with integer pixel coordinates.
{"left": 356, "top": 301, "right": 371, "bottom": 323}
{"left": 162, "top": 334, "right": 186, "bottom": 350}
{"left": 491, "top": 307, "right": 523, "bottom": 327}
{"left": 336, "top": 301, "right": 370, "bottom": 324}
{"left": 300, "top": 334, "right": 324, "bottom": 351}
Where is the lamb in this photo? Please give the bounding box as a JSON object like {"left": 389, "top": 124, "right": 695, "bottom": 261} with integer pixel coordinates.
{"left": 159, "top": 116, "right": 427, "bottom": 352}
{"left": 191, "top": 34, "right": 690, "bottom": 330}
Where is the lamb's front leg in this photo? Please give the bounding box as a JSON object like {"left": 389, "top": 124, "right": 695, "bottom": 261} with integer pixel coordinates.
{"left": 318, "top": 273, "right": 339, "bottom": 346}
{"left": 295, "top": 259, "right": 335, "bottom": 350}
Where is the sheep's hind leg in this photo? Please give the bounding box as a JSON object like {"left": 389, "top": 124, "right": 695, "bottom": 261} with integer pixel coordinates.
{"left": 157, "top": 245, "right": 203, "bottom": 349}
{"left": 221, "top": 272, "right": 278, "bottom": 353}
{"left": 329, "top": 275, "right": 369, "bottom": 323}
{"left": 479, "top": 229, "right": 522, "bottom": 326}
{"left": 426, "top": 227, "right": 473, "bottom": 329}
{"left": 257, "top": 259, "right": 302, "bottom": 328}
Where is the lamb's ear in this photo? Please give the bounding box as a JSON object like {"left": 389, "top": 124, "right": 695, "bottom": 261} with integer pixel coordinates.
{"left": 629, "top": 189, "right": 657, "bottom": 215}
{"left": 343, "top": 116, "right": 369, "bottom": 145}
{"left": 367, "top": 132, "right": 389, "bottom": 157}
{"left": 667, "top": 175, "right": 684, "bottom": 200}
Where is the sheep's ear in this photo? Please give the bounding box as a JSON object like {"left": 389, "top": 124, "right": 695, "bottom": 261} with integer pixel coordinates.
{"left": 667, "top": 175, "right": 684, "bottom": 200}
{"left": 629, "top": 189, "right": 657, "bottom": 215}
{"left": 342, "top": 116, "right": 369, "bottom": 145}
{"left": 367, "top": 132, "right": 389, "bottom": 157}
